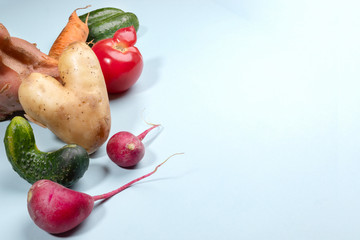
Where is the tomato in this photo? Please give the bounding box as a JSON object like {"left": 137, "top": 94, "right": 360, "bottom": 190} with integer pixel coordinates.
{"left": 92, "top": 26, "right": 143, "bottom": 93}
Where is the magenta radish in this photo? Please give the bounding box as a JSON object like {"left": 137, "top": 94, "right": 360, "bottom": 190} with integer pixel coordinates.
{"left": 106, "top": 124, "right": 160, "bottom": 168}
{"left": 27, "top": 153, "right": 181, "bottom": 234}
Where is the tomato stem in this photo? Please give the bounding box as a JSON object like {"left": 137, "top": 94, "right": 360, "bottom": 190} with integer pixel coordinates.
{"left": 113, "top": 44, "right": 126, "bottom": 52}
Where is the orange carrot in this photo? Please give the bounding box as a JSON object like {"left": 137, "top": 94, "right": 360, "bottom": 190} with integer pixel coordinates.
{"left": 48, "top": 6, "right": 90, "bottom": 60}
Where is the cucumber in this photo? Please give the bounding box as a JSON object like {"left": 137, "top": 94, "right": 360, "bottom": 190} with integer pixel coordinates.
{"left": 89, "top": 12, "right": 139, "bottom": 43}
{"left": 79, "top": 7, "right": 124, "bottom": 27}
{"left": 79, "top": 7, "right": 139, "bottom": 43}
{"left": 4, "top": 116, "right": 89, "bottom": 187}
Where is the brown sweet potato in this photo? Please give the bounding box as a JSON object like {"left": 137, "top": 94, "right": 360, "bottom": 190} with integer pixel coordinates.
{"left": 0, "top": 23, "right": 59, "bottom": 121}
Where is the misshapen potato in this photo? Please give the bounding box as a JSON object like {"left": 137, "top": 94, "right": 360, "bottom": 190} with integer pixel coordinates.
{"left": 18, "top": 42, "right": 111, "bottom": 154}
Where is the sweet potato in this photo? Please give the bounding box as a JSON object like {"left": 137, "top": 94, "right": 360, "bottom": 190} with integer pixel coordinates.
{"left": 0, "top": 23, "right": 59, "bottom": 121}
{"left": 0, "top": 56, "right": 22, "bottom": 120}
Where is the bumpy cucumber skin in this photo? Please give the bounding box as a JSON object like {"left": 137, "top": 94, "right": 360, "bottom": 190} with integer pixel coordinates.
{"left": 79, "top": 7, "right": 139, "bottom": 43}
{"left": 89, "top": 12, "right": 139, "bottom": 43}
{"left": 4, "top": 116, "right": 89, "bottom": 187}
{"left": 79, "top": 7, "right": 124, "bottom": 26}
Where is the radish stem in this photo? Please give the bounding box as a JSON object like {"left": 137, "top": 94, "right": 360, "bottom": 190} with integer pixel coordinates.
{"left": 137, "top": 124, "right": 160, "bottom": 141}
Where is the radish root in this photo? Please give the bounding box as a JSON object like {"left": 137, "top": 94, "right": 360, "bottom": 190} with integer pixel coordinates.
{"left": 92, "top": 153, "right": 184, "bottom": 201}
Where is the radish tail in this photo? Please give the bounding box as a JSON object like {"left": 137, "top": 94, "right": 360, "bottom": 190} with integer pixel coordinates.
{"left": 92, "top": 153, "right": 183, "bottom": 201}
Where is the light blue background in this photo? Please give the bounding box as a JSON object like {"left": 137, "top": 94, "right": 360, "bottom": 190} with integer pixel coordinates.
{"left": 0, "top": 0, "right": 358, "bottom": 239}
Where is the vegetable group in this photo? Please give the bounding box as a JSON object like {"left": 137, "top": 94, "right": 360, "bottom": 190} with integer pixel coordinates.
{"left": 27, "top": 155, "right": 179, "bottom": 234}
{"left": 18, "top": 41, "right": 111, "bottom": 154}
{"left": 1, "top": 5, "right": 182, "bottom": 237}
{"left": 106, "top": 124, "right": 160, "bottom": 167}
{"left": 4, "top": 116, "right": 89, "bottom": 187}
{"left": 79, "top": 7, "right": 139, "bottom": 44}
{"left": 92, "top": 26, "right": 143, "bottom": 93}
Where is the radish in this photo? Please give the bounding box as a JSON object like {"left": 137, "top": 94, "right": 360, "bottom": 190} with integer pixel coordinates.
{"left": 27, "top": 153, "right": 181, "bottom": 234}
{"left": 106, "top": 124, "right": 160, "bottom": 168}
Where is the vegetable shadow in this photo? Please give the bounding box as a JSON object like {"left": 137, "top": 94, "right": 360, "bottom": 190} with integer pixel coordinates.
{"left": 23, "top": 220, "right": 49, "bottom": 240}
{"left": 106, "top": 56, "right": 162, "bottom": 100}
{"left": 70, "top": 162, "right": 110, "bottom": 192}
{"left": 107, "top": 88, "right": 130, "bottom": 100}
{"left": 137, "top": 25, "right": 148, "bottom": 39}
{"left": 89, "top": 145, "right": 107, "bottom": 159}
{"left": 142, "top": 125, "right": 163, "bottom": 147}
{"left": 132, "top": 57, "right": 163, "bottom": 94}
{"left": 0, "top": 171, "right": 30, "bottom": 192}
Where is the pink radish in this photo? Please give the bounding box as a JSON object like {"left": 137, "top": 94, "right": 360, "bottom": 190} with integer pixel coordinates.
{"left": 106, "top": 124, "right": 160, "bottom": 168}
{"left": 27, "top": 153, "right": 181, "bottom": 234}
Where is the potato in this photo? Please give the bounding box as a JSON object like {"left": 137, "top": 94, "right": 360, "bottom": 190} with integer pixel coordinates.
{"left": 18, "top": 42, "right": 111, "bottom": 154}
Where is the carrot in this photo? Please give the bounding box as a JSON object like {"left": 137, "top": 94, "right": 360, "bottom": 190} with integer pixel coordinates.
{"left": 48, "top": 6, "right": 90, "bottom": 60}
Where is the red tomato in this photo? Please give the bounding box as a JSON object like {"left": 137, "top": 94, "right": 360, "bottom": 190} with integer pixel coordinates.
{"left": 92, "top": 26, "right": 143, "bottom": 93}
